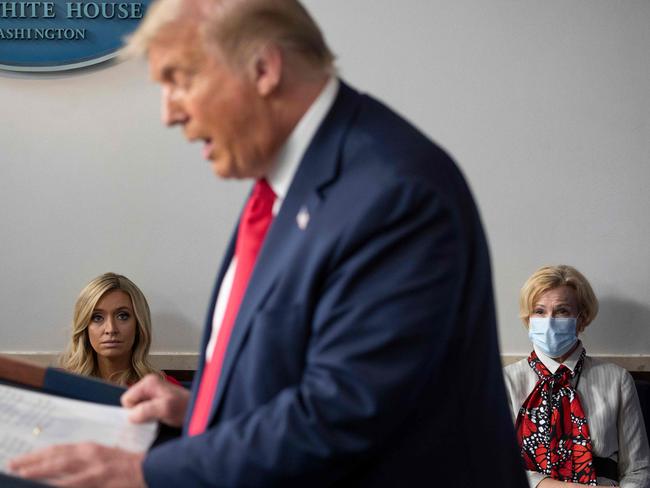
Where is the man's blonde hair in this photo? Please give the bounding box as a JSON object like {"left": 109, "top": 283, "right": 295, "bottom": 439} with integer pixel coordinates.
{"left": 518, "top": 265, "right": 599, "bottom": 329}
{"left": 124, "top": 0, "right": 334, "bottom": 76}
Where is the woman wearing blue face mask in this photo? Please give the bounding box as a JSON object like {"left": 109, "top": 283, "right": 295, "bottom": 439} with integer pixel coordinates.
{"left": 503, "top": 265, "right": 650, "bottom": 488}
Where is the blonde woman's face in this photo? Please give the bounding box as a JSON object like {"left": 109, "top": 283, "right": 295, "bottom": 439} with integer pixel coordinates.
{"left": 530, "top": 285, "right": 585, "bottom": 332}
{"left": 87, "top": 290, "right": 137, "bottom": 361}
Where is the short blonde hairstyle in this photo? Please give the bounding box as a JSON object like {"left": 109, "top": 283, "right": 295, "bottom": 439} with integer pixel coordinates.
{"left": 124, "top": 0, "right": 334, "bottom": 76}
{"left": 519, "top": 265, "right": 599, "bottom": 329}
{"left": 60, "top": 273, "right": 161, "bottom": 385}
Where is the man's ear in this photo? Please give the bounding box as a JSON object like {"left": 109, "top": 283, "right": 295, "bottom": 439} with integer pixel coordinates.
{"left": 249, "top": 43, "right": 283, "bottom": 97}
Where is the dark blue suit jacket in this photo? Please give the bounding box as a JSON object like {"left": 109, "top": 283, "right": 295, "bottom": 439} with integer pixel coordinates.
{"left": 144, "top": 81, "right": 526, "bottom": 487}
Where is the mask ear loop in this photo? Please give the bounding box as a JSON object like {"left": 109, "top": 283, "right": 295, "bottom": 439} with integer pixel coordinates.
{"left": 575, "top": 310, "right": 584, "bottom": 334}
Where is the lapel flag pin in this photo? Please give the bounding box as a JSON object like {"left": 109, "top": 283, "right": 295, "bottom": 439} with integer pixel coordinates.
{"left": 296, "top": 206, "right": 310, "bottom": 230}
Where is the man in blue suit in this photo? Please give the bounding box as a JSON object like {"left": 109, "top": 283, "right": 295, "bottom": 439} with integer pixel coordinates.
{"left": 11, "top": 0, "right": 525, "bottom": 486}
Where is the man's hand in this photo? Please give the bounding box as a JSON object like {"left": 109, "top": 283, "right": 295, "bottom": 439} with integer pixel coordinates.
{"left": 122, "top": 373, "right": 190, "bottom": 427}
{"left": 9, "top": 443, "right": 145, "bottom": 488}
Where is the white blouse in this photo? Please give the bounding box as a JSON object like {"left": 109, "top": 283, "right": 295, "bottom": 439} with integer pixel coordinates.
{"left": 503, "top": 343, "right": 650, "bottom": 488}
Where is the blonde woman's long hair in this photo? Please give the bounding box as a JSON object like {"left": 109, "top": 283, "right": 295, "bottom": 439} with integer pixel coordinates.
{"left": 60, "top": 272, "right": 161, "bottom": 385}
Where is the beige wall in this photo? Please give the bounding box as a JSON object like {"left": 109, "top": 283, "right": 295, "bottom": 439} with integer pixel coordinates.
{"left": 1, "top": 1, "right": 648, "bottom": 362}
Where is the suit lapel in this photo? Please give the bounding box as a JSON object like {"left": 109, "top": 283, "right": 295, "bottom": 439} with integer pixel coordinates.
{"left": 205, "top": 82, "right": 363, "bottom": 420}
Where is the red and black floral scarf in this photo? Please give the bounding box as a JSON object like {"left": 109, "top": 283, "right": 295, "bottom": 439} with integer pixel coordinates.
{"left": 515, "top": 349, "right": 597, "bottom": 485}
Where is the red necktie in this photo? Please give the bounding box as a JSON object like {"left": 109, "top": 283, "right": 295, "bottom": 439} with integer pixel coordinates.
{"left": 189, "top": 179, "right": 276, "bottom": 436}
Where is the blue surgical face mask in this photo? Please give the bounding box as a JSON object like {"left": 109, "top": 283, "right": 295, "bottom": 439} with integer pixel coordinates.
{"left": 528, "top": 317, "right": 578, "bottom": 358}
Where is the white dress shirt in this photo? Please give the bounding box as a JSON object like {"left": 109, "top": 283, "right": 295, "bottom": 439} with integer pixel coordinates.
{"left": 503, "top": 342, "right": 650, "bottom": 488}
{"left": 205, "top": 77, "right": 340, "bottom": 362}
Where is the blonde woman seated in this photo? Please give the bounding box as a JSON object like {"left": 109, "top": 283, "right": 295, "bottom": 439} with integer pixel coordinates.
{"left": 504, "top": 265, "right": 650, "bottom": 488}
{"left": 60, "top": 272, "right": 180, "bottom": 387}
